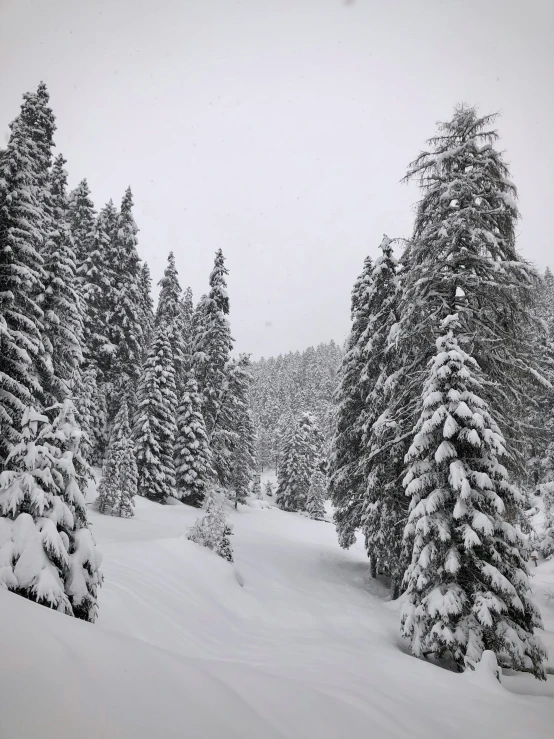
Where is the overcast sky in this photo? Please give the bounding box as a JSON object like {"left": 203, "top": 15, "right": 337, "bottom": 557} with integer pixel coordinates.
{"left": 1, "top": 0, "right": 553, "bottom": 358}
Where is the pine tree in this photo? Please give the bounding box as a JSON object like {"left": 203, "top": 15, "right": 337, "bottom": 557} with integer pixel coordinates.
{"left": 155, "top": 252, "right": 188, "bottom": 393}
{"left": 276, "top": 415, "right": 314, "bottom": 512}
{"left": 265, "top": 480, "right": 274, "bottom": 497}
{"left": 97, "top": 401, "right": 137, "bottom": 518}
{"left": 0, "top": 402, "right": 102, "bottom": 621}
{"left": 69, "top": 179, "right": 96, "bottom": 270}
{"left": 0, "top": 87, "right": 49, "bottom": 466}
{"left": 133, "top": 326, "right": 178, "bottom": 503}
{"left": 107, "top": 187, "right": 144, "bottom": 389}
{"left": 399, "top": 106, "right": 547, "bottom": 678}
{"left": 401, "top": 315, "right": 546, "bottom": 678}
{"left": 230, "top": 408, "right": 257, "bottom": 508}
{"left": 193, "top": 250, "right": 234, "bottom": 435}
{"left": 187, "top": 490, "right": 233, "bottom": 563}
{"left": 40, "top": 154, "right": 83, "bottom": 398}
{"left": 307, "top": 469, "right": 327, "bottom": 520}
{"left": 79, "top": 209, "right": 115, "bottom": 380}
{"left": 329, "top": 254, "right": 374, "bottom": 547}
{"left": 175, "top": 377, "right": 215, "bottom": 507}
{"left": 138, "top": 262, "right": 154, "bottom": 360}
{"left": 358, "top": 236, "right": 407, "bottom": 593}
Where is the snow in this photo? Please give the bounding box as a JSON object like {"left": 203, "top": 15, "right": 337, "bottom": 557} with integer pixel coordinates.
{"left": 0, "top": 470, "right": 552, "bottom": 738}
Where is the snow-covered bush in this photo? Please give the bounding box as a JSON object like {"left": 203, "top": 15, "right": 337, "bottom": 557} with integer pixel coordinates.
{"left": 187, "top": 490, "right": 233, "bottom": 563}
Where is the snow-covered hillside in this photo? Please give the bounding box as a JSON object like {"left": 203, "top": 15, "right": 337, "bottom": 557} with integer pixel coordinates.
{"left": 1, "top": 480, "right": 553, "bottom": 738}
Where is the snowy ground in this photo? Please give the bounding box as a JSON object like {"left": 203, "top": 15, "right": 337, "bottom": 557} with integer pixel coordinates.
{"left": 1, "top": 471, "right": 553, "bottom": 738}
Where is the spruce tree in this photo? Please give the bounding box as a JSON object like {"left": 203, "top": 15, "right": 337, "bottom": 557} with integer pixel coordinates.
{"left": 155, "top": 252, "right": 188, "bottom": 393}
{"left": 79, "top": 209, "right": 115, "bottom": 380}
{"left": 359, "top": 236, "right": 407, "bottom": 593}
{"left": 133, "top": 325, "right": 178, "bottom": 503}
{"left": 265, "top": 480, "right": 274, "bottom": 497}
{"left": 0, "top": 87, "right": 49, "bottom": 466}
{"left": 69, "top": 179, "right": 96, "bottom": 270}
{"left": 329, "top": 254, "right": 374, "bottom": 547}
{"left": 230, "top": 408, "right": 257, "bottom": 508}
{"left": 107, "top": 187, "right": 144, "bottom": 389}
{"left": 138, "top": 262, "right": 154, "bottom": 360}
{"left": 41, "top": 154, "right": 83, "bottom": 397}
{"left": 97, "top": 400, "right": 137, "bottom": 518}
{"left": 175, "top": 377, "right": 215, "bottom": 507}
{"left": 0, "top": 402, "right": 102, "bottom": 621}
{"left": 276, "top": 416, "right": 314, "bottom": 512}
{"left": 307, "top": 469, "right": 327, "bottom": 520}
{"left": 401, "top": 315, "right": 546, "bottom": 678}
{"left": 193, "top": 250, "right": 234, "bottom": 436}
{"left": 399, "top": 105, "right": 547, "bottom": 677}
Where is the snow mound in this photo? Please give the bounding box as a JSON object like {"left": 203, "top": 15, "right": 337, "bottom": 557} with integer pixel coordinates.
{"left": 1, "top": 492, "right": 552, "bottom": 737}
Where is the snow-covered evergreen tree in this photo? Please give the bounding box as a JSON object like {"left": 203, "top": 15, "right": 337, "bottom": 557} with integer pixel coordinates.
{"left": 265, "top": 480, "right": 274, "bottom": 497}
{"left": 107, "top": 187, "right": 144, "bottom": 389}
{"left": 276, "top": 415, "right": 315, "bottom": 512}
{"left": 41, "top": 154, "right": 83, "bottom": 397}
{"left": 358, "top": 236, "right": 407, "bottom": 593}
{"left": 155, "top": 252, "right": 188, "bottom": 394}
{"left": 138, "top": 262, "right": 154, "bottom": 361}
{"left": 0, "top": 86, "right": 49, "bottom": 466}
{"left": 0, "top": 403, "right": 102, "bottom": 621}
{"left": 329, "top": 255, "right": 374, "bottom": 547}
{"left": 401, "top": 315, "right": 546, "bottom": 678}
{"left": 187, "top": 490, "right": 233, "bottom": 563}
{"left": 69, "top": 179, "right": 96, "bottom": 270}
{"left": 252, "top": 474, "right": 262, "bottom": 500}
{"left": 399, "top": 106, "right": 547, "bottom": 677}
{"left": 133, "top": 326, "right": 178, "bottom": 503}
{"left": 79, "top": 208, "right": 115, "bottom": 381}
{"left": 193, "top": 250, "right": 234, "bottom": 436}
{"left": 307, "top": 469, "right": 327, "bottom": 520}
{"left": 97, "top": 400, "right": 137, "bottom": 518}
{"left": 174, "top": 377, "right": 215, "bottom": 507}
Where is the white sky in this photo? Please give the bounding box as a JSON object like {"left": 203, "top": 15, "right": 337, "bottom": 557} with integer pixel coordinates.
{"left": 1, "top": 0, "right": 553, "bottom": 358}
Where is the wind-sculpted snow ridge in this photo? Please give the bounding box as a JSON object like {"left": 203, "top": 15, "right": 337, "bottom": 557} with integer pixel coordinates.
{"left": 0, "top": 479, "right": 552, "bottom": 738}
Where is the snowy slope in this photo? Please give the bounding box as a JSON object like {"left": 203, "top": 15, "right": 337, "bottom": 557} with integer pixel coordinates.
{"left": 1, "top": 478, "right": 553, "bottom": 738}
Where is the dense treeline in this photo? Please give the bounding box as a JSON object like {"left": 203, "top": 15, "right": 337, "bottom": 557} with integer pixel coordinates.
{"left": 250, "top": 341, "right": 341, "bottom": 469}
{"left": 0, "top": 83, "right": 256, "bottom": 621}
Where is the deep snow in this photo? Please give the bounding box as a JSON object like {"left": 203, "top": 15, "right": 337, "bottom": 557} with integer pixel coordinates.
{"left": 0, "top": 472, "right": 553, "bottom": 738}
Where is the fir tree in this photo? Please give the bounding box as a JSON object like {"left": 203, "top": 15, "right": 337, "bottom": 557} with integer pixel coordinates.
{"left": 276, "top": 415, "right": 314, "bottom": 512}
{"left": 41, "top": 154, "right": 83, "bottom": 397}
{"left": 359, "top": 236, "right": 407, "bottom": 593}
{"left": 265, "top": 479, "right": 274, "bottom": 497}
{"left": 0, "top": 402, "right": 102, "bottom": 621}
{"left": 193, "top": 250, "right": 234, "bottom": 436}
{"left": 107, "top": 187, "right": 144, "bottom": 388}
{"left": 401, "top": 314, "right": 546, "bottom": 678}
{"left": 156, "top": 252, "right": 188, "bottom": 393}
{"left": 230, "top": 408, "right": 257, "bottom": 508}
{"left": 399, "top": 106, "right": 547, "bottom": 677}
{"left": 133, "top": 326, "right": 178, "bottom": 503}
{"left": 307, "top": 469, "right": 327, "bottom": 520}
{"left": 329, "top": 254, "right": 374, "bottom": 547}
{"left": 175, "top": 377, "right": 215, "bottom": 507}
{"left": 79, "top": 209, "right": 115, "bottom": 381}
{"left": 97, "top": 401, "right": 137, "bottom": 518}
{"left": 69, "top": 179, "right": 96, "bottom": 270}
{"left": 0, "top": 87, "right": 49, "bottom": 466}
{"left": 138, "top": 262, "right": 154, "bottom": 360}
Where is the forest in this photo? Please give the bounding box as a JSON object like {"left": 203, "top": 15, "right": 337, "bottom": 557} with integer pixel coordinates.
{"left": 0, "top": 82, "right": 553, "bottom": 691}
